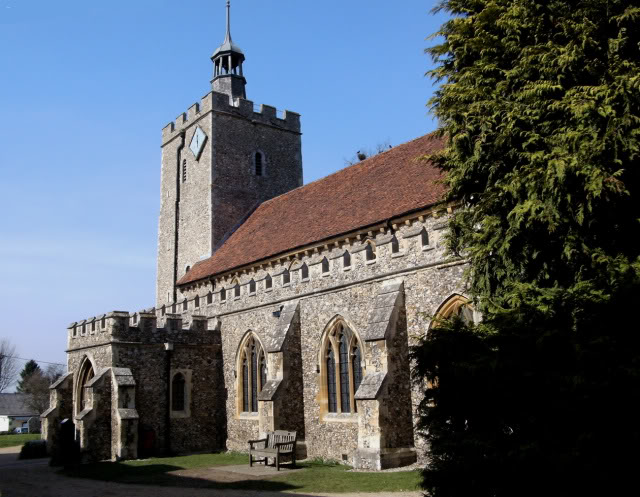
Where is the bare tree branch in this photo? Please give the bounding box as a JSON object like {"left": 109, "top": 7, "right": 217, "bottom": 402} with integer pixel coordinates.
{"left": 0, "top": 339, "right": 19, "bottom": 393}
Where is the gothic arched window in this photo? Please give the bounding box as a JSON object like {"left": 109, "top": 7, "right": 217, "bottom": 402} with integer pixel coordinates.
{"left": 391, "top": 235, "right": 400, "bottom": 254}
{"left": 76, "top": 358, "right": 95, "bottom": 414}
{"left": 432, "top": 294, "right": 477, "bottom": 329}
{"left": 365, "top": 241, "right": 376, "bottom": 261}
{"left": 265, "top": 273, "right": 272, "bottom": 290}
{"left": 282, "top": 268, "right": 290, "bottom": 286}
{"left": 249, "top": 279, "right": 256, "bottom": 294}
{"left": 343, "top": 251, "right": 351, "bottom": 269}
{"left": 321, "top": 257, "right": 330, "bottom": 274}
{"left": 421, "top": 228, "right": 430, "bottom": 248}
{"left": 300, "top": 263, "right": 309, "bottom": 280}
{"left": 238, "top": 333, "right": 267, "bottom": 413}
{"left": 172, "top": 373, "right": 186, "bottom": 411}
{"left": 322, "top": 321, "right": 364, "bottom": 414}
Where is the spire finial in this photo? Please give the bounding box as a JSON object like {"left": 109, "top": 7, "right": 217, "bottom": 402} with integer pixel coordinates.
{"left": 224, "top": 0, "right": 232, "bottom": 43}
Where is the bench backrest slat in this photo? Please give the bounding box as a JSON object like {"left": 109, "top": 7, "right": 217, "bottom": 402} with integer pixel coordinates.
{"left": 265, "top": 430, "right": 296, "bottom": 451}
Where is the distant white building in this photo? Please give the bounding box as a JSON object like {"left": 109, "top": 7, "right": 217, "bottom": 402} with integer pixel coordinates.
{"left": 0, "top": 394, "right": 39, "bottom": 433}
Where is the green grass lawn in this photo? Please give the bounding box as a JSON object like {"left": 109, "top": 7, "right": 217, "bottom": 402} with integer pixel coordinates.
{"left": 0, "top": 433, "right": 41, "bottom": 449}
{"left": 65, "top": 452, "right": 422, "bottom": 493}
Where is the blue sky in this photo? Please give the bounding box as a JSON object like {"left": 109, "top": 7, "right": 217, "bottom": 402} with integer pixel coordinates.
{"left": 0, "top": 0, "right": 447, "bottom": 378}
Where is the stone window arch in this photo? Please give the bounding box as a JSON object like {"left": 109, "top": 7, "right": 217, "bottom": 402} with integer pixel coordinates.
{"left": 237, "top": 333, "right": 268, "bottom": 414}
{"left": 431, "top": 294, "right": 477, "bottom": 329}
{"left": 76, "top": 357, "right": 95, "bottom": 415}
{"left": 320, "top": 319, "right": 364, "bottom": 415}
{"left": 171, "top": 373, "right": 186, "bottom": 411}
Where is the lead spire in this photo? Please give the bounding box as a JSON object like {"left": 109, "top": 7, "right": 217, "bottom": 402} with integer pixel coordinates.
{"left": 224, "top": 0, "right": 232, "bottom": 44}
{"left": 211, "top": 0, "right": 246, "bottom": 100}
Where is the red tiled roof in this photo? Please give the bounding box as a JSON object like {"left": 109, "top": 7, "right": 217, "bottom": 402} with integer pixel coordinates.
{"left": 178, "top": 133, "right": 446, "bottom": 286}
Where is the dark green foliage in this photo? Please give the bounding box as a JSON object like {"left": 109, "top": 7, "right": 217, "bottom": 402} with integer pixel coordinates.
{"left": 413, "top": 1, "right": 640, "bottom": 496}
{"left": 16, "top": 360, "right": 41, "bottom": 393}
{"left": 19, "top": 440, "right": 48, "bottom": 459}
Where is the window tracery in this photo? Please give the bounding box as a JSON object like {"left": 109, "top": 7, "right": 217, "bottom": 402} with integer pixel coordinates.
{"left": 321, "top": 321, "right": 364, "bottom": 415}
{"left": 238, "top": 333, "right": 267, "bottom": 414}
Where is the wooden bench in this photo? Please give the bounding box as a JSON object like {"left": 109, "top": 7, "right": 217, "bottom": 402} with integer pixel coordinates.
{"left": 248, "top": 430, "right": 297, "bottom": 471}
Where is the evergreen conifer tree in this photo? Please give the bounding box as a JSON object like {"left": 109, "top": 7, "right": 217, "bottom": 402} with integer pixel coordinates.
{"left": 16, "top": 360, "right": 41, "bottom": 393}
{"left": 412, "top": 1, "right": 640, "bottom": 496}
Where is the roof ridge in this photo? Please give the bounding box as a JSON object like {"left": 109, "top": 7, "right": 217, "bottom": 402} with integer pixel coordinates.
{"left": 256, "top": 131, "right": 441, "bottom": 210}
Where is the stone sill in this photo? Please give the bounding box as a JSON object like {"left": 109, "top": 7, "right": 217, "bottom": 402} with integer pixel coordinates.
{"left": 365, "top": 259, "right": 377, "bottom": 265}
{"left": 237, "top": 413, "right": 259, "bottom": 421}
{"left": 301, "top": 278, "right": 310, "bottom": 283}
{"left": 343, "top": 266, "right": 352, "bottom": 272}
{"left": 391, "top": 251, "right": 406, "bottom": 258}
{"left": 321, "top": 272, "right": 331, "bottom": 277}
{"left": 422, "top": 246, "right": 435, "bottom": 252}
{"left": 321, "top": 413, "right": 358, "bottom": 423}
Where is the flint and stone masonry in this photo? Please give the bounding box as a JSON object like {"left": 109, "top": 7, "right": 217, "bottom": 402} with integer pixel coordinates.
{"left": 43, "top": 4, "right": 472, "bottom": 469}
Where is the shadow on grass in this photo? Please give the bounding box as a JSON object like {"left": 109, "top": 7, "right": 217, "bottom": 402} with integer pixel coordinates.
{"left": 62, "top": 461, "right": 304, "bottom": 493}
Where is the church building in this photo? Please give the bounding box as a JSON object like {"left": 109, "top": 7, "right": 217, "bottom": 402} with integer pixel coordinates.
{"left": 42, "top": 2, "right": 474, "bottom": 470}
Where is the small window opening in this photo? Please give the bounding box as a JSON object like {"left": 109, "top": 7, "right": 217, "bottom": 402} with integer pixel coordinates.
{"left": 161, "top": 306, "right": 166, "bottom": 316}
{"left": 365, "top": 242, "right": 376, "bottom": 261}
{"left": 322, "top": 257, "right": 329, "bottom": 274}
{"left": 421, "top": 228, "right": 430, "bottom": 247}
{"left": 265, "top": 274, "right": 272, "bottom": 290}
{"left": 194, "top": 295, "right": 200, "bottom": 308}
{"left": 101, "top": 316, "right": 106, "bottom": 329}
{"left": 185, "top": 265, "right": 191, "bottom": 274}
{"left": 343, "top": 251, "right": 351, "bottom": 268}
{"left": 282, "top": 268, "right": 290, "bottom": 285}
{"left": 171, "top": 303, "right": 176, "bottom": 314}
{"left": 172, "top": 373, "right": 186, "bottom": 411}
{"left": 255, "top": 152, "right": 263, "bottom": 176}
{"left": 182, "top": 160, "right": 187, "bottom": 183}
{"left": 249, "top": 279, "right": 256, "bottom": 294}
{"left": 91, "top": 321, "right": 96, "bottom": 332}
{"left": 301, "top": 263, "right": 309, "bottom": 280}
{"left": 207, "top": 292, "right": 213, "bottom": 304}
{"left": 220, "top": 287, "right": 226, "bottom": 302}
{"left": 182, "top": 300, "right": 188, "bottom": 311}
{"left": 391, "top": 235, "right": 400, "bottom": 254}
{"left": 234, "top": 282, "right": 240, "bottom": 298}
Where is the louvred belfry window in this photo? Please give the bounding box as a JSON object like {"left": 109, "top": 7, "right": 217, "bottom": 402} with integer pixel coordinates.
{"left": 238, "top": 333, "right": 267, "bottom": 413}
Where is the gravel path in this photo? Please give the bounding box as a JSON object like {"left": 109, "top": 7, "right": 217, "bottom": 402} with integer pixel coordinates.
{"left": 0, "top": 447, "right": 423, "bottom": 497}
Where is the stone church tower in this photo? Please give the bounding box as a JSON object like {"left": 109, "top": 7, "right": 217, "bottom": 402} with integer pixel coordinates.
{"left": 156, "top": 1, "right": 303, "bottom": 307}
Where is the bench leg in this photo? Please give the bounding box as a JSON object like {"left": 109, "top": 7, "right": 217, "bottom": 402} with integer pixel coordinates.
{"left": 249, "top": 452, "right": 253, "bottom": 467}
{"left": 276, "top": 454, "right": 280, "bottom": 471}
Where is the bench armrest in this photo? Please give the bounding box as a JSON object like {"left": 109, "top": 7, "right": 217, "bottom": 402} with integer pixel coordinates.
{"left": 248, "top": 438, "right": 268, "bottom": 448}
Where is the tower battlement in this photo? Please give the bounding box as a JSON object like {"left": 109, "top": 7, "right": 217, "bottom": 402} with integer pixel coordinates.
{"left": 161, "top": 91, "right": 301, "bottom": 145}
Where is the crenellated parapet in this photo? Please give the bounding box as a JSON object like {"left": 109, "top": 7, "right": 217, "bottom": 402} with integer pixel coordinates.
{"left": 67, "top": 308, "right": 218, "bottom": 349}
{"left": 161, "top": 91, "right": 301, "bottom": 145}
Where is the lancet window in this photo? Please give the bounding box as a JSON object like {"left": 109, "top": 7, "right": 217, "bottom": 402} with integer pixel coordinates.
{"left": 172, "top": 373, "right": 186, "bottom": 411}
{"left": 322, "top": 321, "right": 364, "bottom": 415}
{"left": 238, "top": 334, "right": 267, "bottom": 413}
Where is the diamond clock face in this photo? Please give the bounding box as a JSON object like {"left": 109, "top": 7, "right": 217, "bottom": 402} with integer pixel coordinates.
{"left": 189, "top": 126, "right": 207, "bottom": 160}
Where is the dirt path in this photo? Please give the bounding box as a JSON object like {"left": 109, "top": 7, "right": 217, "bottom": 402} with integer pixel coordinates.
{"left": 0, "top": 447, "right": 423, "bottom": 497}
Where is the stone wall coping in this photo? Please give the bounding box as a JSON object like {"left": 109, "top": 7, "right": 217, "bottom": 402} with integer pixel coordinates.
{"left": 117, "top": 408, "right": 139, "bottom": 420}
{"left": 49, "top": 371, "right": 73, "bottom": 390}
{"left": 257, "top": 379, "right": 282, "bottom": 401}
{"left": 354, "top": 371, "right": 387, "bottom": 400}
